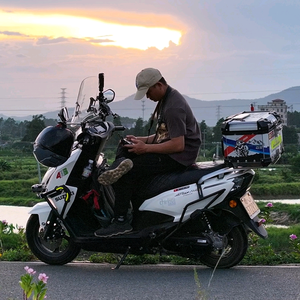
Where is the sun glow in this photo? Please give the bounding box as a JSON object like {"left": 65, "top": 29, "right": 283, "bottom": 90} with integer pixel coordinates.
{"left": 0, "top": 10, "right": 182, "bottom": 50}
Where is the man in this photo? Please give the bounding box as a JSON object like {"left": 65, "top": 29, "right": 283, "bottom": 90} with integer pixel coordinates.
{"left": 94, "top": 68, "right": 201, "bottom": 237}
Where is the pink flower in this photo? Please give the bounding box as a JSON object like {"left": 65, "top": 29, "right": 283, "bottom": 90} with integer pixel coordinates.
{"left": 266, "top": 202, "right": 273, "bottom": 208}
{"left": 24, "top": 266, "right": 36, "bottom": 275}
{"left": 290, "top": 234, "right": 297, "bottom": 240}
{"left": 38, "top": 273, "right": 49, "bottom": 284}
{"left": 261, "top": 219, "right": 266, "bottom": 223}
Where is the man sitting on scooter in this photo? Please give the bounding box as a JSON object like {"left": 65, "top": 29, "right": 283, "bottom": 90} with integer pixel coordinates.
{"left": 95, "top": 67, "right": 201, "bottom": 237}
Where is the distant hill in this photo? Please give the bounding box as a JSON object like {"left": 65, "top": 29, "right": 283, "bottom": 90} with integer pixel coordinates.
{"left": 110, "top": 86, "right": 300, "bottom": 126}
{"left": 2, "top": 86, "right": 300, "bottom": 126}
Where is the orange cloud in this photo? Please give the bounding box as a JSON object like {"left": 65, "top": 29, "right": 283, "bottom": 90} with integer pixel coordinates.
{"left": 0, "top": 8, "right": 185, "bottom": 50}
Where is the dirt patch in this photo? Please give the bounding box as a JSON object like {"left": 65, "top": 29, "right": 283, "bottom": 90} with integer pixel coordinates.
{"left": 270, "top": 211, "right": 296, "bottom": 226}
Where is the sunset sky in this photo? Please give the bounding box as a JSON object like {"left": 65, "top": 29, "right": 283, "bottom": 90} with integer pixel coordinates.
{"left": 1, "top": 0, "right": 300, "bottom": 120}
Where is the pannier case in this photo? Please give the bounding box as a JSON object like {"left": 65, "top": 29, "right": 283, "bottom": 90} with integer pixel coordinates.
{"left": 221, "top": 111, "right": 283, "bottom": 167}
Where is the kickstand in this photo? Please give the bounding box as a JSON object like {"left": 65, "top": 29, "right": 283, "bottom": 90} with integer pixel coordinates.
{"left": 112, "top": 247, "right": 131, "bottom": 270}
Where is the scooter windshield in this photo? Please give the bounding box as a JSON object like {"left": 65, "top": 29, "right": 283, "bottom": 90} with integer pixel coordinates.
{"left": 71, "top": 76, "right": 98, "bottom": 124}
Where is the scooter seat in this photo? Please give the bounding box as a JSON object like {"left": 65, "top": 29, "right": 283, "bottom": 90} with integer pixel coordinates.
{"left": 134, "top": 161, "right": 227, "bottom": 201}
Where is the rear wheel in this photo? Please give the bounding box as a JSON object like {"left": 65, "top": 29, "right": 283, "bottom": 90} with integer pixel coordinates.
{"left": 199, "top": 225, "right": 248, "bottom": 269}
{"left": 26, "top": 214, "right": 81, "bottom": 265}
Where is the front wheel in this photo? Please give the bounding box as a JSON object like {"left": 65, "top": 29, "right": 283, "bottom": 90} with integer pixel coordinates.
{"left": 26, "top": 214, "right": 81, "bottom": 265}
{"left": 199, "top": 225, "right": 248, "bottom": 269}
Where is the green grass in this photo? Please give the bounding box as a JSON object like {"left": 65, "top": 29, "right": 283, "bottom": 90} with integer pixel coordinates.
{"left": 0, "top": 152, "right": 46, "bottom": 206}
{"left": 0, "top": 179, "right": 41, "bottom": 206}
{"left": 251, "top": 182, "right": 300, "bottom": 197}
{"left": 258, "top": 224, "right": 300, "bottom": 251}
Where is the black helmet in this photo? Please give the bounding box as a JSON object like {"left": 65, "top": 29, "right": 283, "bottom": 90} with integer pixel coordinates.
{"left": 33, "top": 125, "right": 74, "bottom": 167}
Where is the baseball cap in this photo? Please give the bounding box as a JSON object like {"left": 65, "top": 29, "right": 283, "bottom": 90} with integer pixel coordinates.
{"left": 134, "top": 68, "right": 162, "bottom": 100}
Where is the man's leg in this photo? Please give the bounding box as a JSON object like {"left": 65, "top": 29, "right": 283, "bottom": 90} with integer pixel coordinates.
{"left": 95, "top": 153, "right": 185, "bottom": 237}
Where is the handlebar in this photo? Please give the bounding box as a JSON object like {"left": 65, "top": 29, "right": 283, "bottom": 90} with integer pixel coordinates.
{"left": 99, "top": 73, "right": 104, "bottom": 93}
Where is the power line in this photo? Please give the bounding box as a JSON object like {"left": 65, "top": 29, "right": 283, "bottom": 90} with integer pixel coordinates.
{"left": 0, "top": 109, "right": 49, "bottom": 112}
{"left": 2, "top": 86, "right": 300, "bottom": 100}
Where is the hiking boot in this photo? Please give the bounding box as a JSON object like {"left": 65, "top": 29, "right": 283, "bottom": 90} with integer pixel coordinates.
{"left": 94, "top": 217, "right": 133, "bottom": 237}
{"left": 98, "top": 158, "right": 133, "bottom": 185}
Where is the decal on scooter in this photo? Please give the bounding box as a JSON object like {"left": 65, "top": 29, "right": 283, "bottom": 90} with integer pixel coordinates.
{"left": 174, "top": 187, "right": 198, "bottom": 198}
{"left": 159, "top": 198, "right": 176, "bottom": 206}
{"left": 53, "top": 194, "right": 67, "bottom": 202}
{"left": 173, "top": 186, "right": 190, "bottom": 192}
{"left": 56, "top": 168, "right": 69, "bottom": 179}
{"left": 55, "top": 186, "right": 71, "bottom": 203}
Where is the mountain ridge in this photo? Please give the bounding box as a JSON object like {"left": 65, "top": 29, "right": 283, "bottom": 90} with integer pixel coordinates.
{"left": 2, "top": 86, "right": 300, "bottom": 126}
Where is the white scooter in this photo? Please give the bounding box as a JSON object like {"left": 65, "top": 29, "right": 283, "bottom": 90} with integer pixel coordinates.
{"left": 26, "top": 73, "right": 267, "bottom": 269}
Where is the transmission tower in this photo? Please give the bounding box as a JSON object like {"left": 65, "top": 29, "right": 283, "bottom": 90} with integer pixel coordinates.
{"left": 60, "top": 88, "right": 67, "bottom": 108}
{"left": 216, "top": 105, "right": 221, "bottom": 121}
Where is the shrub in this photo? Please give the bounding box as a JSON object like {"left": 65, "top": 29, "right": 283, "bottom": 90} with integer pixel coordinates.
{"left": 0, "top": 160, "right": 11, "bottom": 171}
{"left": 290, "top": 154, "right": 300, "bottom": 174}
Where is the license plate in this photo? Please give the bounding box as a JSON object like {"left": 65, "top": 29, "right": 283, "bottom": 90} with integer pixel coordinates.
{"left": 240, "top": 192, "right": 260, "bottom": 219}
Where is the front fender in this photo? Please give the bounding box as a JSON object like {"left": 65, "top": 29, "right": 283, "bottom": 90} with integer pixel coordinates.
{"left": 28, "top": 202, "right": 51, "bottom": 227}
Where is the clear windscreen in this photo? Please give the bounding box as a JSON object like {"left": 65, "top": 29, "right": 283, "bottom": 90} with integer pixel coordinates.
{"left": 71, "top": 76, "right": 98, "bottom": 124}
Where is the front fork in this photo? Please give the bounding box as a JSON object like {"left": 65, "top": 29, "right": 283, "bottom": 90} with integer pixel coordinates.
{"left": 42, "top": 211, "right": 65, "bottom": 241}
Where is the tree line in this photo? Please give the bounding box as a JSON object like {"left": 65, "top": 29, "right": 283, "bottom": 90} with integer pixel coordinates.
{"left": 0, "top": 112, "right": 299, "bottom": 162}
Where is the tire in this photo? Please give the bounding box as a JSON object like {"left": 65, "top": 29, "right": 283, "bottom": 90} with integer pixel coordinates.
{"left": 26, "top": 214, "right": 81, "bottom": 265}
{"left": 199, "top": 225, "right": 248, "bottom": 269}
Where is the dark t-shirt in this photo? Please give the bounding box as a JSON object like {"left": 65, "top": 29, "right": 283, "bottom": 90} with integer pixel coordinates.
{"left": 155, "top": 87, "right": 201, "bottom": 166}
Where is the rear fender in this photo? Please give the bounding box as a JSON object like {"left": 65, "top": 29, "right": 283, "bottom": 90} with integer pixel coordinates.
{"left": 214, "top": 202, "right": 268, "bottom": 239}
{"left": 28, "top": 202, "right": 51, "bottom": 227}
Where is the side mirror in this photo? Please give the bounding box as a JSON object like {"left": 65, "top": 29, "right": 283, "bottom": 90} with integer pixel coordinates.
{"left": 103, "top": 89, "right": 115, "bottom": 103}
{"left": 58, "top": 107, "right": 69, "bottom": 123}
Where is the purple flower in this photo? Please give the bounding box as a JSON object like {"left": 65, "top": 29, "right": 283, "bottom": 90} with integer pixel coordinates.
{"left": 261, "top": 219, "right": 266, "bottom": 223}
{"left": 38, "top": 273, "right": 49, "bottom": 284}
{"left": 1, "top": 220, "right": 8, "bottom": 225}
{"left": 290, "top": 234, "right": 297, "bottom": 240}
{"left": 266, "top": 202, "right": 273, "bottom": 208}
{"left": 24, "top": 266, "right": 36, "bottom": 275}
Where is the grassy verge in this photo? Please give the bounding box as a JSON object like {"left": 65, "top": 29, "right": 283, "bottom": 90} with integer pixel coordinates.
{"left": 1, "top": 201, "right": 300, "bottom": 265}
{"left": 251, "top": 182, "right": 300, "bottom": 198}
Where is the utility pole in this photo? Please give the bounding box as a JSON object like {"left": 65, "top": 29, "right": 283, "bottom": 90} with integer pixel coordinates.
{"left": 203, "top": 130, "right": 206, "bottom": 157}
{"left": 141, "top": 99, "right": 145, "bottom": 120}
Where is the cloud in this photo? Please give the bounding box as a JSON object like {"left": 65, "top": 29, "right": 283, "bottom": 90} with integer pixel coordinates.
{"left": 87, "top": 38, "right": 115, "bottom": 44}
{"left": 0, "top": 31, "right": 28, "bottom": 37}
{"left": 36, "top": 37, "right": 69, "bottom": 45}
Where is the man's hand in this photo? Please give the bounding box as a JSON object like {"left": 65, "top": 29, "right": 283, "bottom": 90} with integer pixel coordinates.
{"left": 124, "top": 135, "right": 184, "bottom": 155}
{"left": 124, "top": 139, "right": 147, "bottom": 155}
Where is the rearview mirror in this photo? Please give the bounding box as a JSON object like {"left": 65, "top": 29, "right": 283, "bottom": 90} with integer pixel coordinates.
{"left": 58, "top": 107, "right": 69, "bottom": 123}
{"left": 103, "top": 89, "right": 115, "bottom": 103}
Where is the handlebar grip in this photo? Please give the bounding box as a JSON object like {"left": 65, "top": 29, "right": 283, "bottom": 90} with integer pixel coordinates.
{"left": 114, "top": 126, "right": 126, "bottom": 131}
{"left": 99, "top": 73, "right": 104, "bottom": 92}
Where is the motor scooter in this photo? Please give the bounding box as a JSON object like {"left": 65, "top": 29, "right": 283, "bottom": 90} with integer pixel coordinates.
{"left": 26, "top": 73, "right": 267, "bottom": 269}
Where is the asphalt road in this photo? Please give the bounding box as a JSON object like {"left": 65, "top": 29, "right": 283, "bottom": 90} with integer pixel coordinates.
{"left": 1, "top": 262, "right": 300, "bottom": 300}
